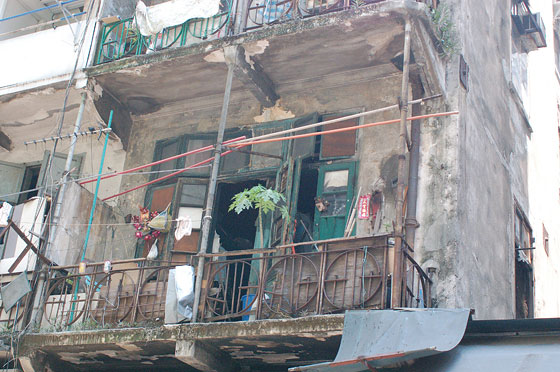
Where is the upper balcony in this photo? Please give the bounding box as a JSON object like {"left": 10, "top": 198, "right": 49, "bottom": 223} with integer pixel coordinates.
{"left": 94, "top": 0, "right": 438, "bottom": 66}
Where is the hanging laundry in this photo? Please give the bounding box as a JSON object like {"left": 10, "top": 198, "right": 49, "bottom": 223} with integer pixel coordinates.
{"left": 135, "top": 0, "right": 221, "bottom": 36}
{"left": 175, "top": 216, "right": 192, "bottom": 241}
{"left": 0, "top": 201, "right": 12, "bottom": 227}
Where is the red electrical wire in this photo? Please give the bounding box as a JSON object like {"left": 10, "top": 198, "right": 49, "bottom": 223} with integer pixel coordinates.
{"left": 102, "top": 110, "right": 459, "bottom": 201}
{"left": 81, "top": 136, "right": 246, "bottom": 185}
{"left": 102, "top": 144, "right": 249, "bottom": 201}
{"left": 225, "top": 111, "right": 459, "bottom": 147}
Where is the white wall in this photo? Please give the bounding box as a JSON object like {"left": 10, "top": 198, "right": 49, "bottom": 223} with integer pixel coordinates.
{"left": 0, "top": 0, "right": 39, "bottom": 39}
{"left": 0, "top": 20, "right": 94, "bottom": 91}
{"left": 526, "top": 0, "right": 560, "bottom": 317}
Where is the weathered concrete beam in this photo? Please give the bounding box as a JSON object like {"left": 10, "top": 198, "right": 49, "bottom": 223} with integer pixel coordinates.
{"left": 0, "top": 129, "right": 13, "bottom": 151}
{"left": 90, "top": 82, "right": 134, "bottom": 151}
{"left": 176, "top": 340, "right": 238, "bottom": 372}
{"left": 224, "top": 45, "right": 279, "bottom": 108}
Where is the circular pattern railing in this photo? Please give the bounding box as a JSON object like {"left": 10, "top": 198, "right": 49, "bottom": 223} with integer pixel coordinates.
{"left": 262, "top": 254, "right": 319, "bottom": 317}
{"left": 322, "top": 248, "right": 382, "bottom": 310}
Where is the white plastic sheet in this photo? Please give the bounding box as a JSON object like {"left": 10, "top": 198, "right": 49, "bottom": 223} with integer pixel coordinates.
{"left": 175, "top": 265, "right": 195, "bottom": 319}
{"left": 135, "top": 0, "right": 221, "bottom": 36}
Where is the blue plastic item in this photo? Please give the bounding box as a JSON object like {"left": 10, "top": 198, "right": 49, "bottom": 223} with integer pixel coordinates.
{"left": 240, "top": 294, "right": 256, "bottom": 321}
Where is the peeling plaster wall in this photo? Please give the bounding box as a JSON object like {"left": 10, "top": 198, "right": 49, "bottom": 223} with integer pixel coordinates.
{"left": 114, "top": 73, "right": 405, "bottom": 259}
{"left": 0, "top": 87, "right": 127, "bottom": 202}
{"left": 414, "top": 0, "right": 522, "bottom": 319}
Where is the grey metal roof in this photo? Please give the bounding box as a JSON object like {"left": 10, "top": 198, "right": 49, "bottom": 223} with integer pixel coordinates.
{"left": 289, "top": 308, "right": 471, "bottom": 372}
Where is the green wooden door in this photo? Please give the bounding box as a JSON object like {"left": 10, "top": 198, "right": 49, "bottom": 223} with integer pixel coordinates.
{"left": 313, "top": 162, "right": 356, "bottom": 240}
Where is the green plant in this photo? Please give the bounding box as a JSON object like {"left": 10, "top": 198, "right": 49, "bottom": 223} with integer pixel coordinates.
{"left": 431, "top": 3, "right": 460, "bottom": 57}
{"left": 229, "top": 185, "right": 289, "bottom": 248}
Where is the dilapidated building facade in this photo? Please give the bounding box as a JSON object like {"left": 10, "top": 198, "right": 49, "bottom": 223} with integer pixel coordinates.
{"left": 0, "top": 0, "right": 559, "bottom": 371}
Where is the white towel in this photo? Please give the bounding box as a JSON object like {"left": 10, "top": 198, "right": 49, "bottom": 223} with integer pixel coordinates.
{"left": 175, "top": 216, "right": 192, "bottom": 241}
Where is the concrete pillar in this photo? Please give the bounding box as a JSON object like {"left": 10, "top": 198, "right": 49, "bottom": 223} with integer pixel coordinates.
{"left": 175, "top": 340, "right": 238, "bottom": 372}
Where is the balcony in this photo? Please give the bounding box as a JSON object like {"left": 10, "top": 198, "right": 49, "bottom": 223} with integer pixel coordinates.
{"left": 94, "top": 0, "right": 438, "bottom": 66}
{"left": 512, "top": 0, "right": 547, "bottom": 51}
{"left": 0, "top": 236, "right": 430, "bottom": 331}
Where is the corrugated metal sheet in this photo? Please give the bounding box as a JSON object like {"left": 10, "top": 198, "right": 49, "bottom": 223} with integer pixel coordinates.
{"left": 289, "top": 308, "right": 470, "bottom": 372}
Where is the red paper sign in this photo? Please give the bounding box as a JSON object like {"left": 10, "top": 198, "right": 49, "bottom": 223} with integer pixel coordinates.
{"left": 358, "top": 194, "right": 371, "bottom": 219}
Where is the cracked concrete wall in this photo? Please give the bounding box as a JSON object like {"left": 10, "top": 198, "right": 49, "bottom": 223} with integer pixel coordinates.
{"left": 414, "top": 0, "right": 560, "bottom": 319}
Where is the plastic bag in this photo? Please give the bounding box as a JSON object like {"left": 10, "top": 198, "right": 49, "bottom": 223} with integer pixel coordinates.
{"left": 149, "top": 203, "right": 171, "bottom": 232}
{"left": 147, "top": 241, "right": 158, "bottom": 260}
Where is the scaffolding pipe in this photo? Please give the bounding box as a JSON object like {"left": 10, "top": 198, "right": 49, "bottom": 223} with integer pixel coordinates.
{"left": 191, "top": 64, "right": 234, "bottom": 323}
{"left": 30, "top": 91, "right": 87, "bottom": 331}
{"left": 392, "top": 19, "right": 412, "bottom": 309}
{"left": 47, "top": 92, "right": 87, "bottom": 253}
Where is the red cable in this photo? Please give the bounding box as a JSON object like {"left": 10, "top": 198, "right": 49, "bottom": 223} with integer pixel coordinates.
{"left": 225, "top": 111, "right": 459, "bottom": 147}
{"left": 102, "top": 144, "right": 249, "bottom": 201}
{"left": 81, "top": 136, "right": 246, "bottom": 185}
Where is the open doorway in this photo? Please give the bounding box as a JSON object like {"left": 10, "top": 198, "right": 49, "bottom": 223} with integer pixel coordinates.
{"left": 214, "top": 180, "right": 265, "bottom": 253}
{"left": 207, "top": 179, "right": 267, "bottom": 321}
{"left": 293, "top": 167, "right": 318, "bottom": 252}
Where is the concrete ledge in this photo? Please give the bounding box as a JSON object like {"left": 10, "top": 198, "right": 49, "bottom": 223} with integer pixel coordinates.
{"left": 19, "top": 315, "right": 345, "bottom": 353}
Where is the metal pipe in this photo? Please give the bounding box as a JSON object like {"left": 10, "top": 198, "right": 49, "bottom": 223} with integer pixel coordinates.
{"left": 30, "top": 92, "right": 87, "bottom": 330}
{"left": 405, "top": 82, "right": 424, "bottom": 248}
{"left": 191, "top": 64, "right": 234, "bottom": 322}
{"left": 81, "top": 110, "right": 113, "bottom": 261}
{"left": 392, "top": 19, "right": 412, "bottom": 309}
{"left": 46, "top": 92, "right": 87, "bottom": 253}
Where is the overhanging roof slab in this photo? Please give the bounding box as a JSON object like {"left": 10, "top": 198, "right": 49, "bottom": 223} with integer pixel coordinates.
{"left": 86, "top": 1, "right": 438, "bottom": 116}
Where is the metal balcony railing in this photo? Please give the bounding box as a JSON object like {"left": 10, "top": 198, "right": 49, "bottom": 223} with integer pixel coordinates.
{"left": 0, "top": 235, "right": 433, "bottom": 330}
{"left": 95, "top": 0, "right": 233, "bottom": 65}
{"left": 39, "top": 259, "right": 176, "bottom": 329}
{"left": 94, "top": 0, "right": 437, "bottom": 65}
{"left": 201, "top": 236, "right": 391, "bottom": 321}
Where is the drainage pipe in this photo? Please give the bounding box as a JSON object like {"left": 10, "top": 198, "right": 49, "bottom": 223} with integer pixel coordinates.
{"left": 404, "top": 82, "right": 425, "bottom": 249}
{"left": 392, "top": 19, "right": 412, "bottom": 309}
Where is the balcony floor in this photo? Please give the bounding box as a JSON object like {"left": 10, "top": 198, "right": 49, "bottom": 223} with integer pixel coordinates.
{"left": 18, "top": 315, "right": 345, "bottom": 371}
